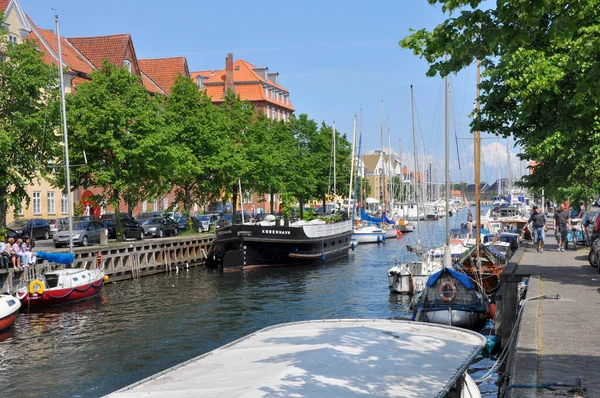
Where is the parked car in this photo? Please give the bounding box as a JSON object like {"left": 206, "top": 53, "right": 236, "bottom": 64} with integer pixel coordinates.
{"left": 139, "top": 217, "right": 178, "bottom": 238}
{"left": 47, "top": 217, "right": 68, "bottom": 237}
{"left": 217, "top": 211, "right": 251, "bottom": 228}
{"left": 6, "top": 218, "right": 51, "bottom": 241}
{"left": 135, "top": 211, "right": 163, "bottom": 220}
{"left": 205, "top": 201, "right": 232, "bottom": 216}
{"left": 204, "top": 212, "right": 221, "bottom": 225}
{"left": 53, "top": 220, "right": 106, "bottom": 247}
{"left": 174, "top": 216, "right": 205, "bottom": 232}
{"left": 193, "top": 215, "right": 211, "bottom": 232}
{"left": 584, "top": 210, "right": 600, "bottom": 245}
{"left": 100, "top": 213, "right": 136, "bottom": 239}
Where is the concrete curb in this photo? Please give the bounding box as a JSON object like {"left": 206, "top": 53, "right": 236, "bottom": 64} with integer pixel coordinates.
{"left": 506, "top": 274, "right": 540, "bottom": 398}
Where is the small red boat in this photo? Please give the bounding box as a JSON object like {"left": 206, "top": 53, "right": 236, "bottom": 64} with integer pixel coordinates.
{"left": 0, "top": 294, "right": 21, "bottom": 331}
{"left": 15, "top": 268, "right": 105, "bottom": 308}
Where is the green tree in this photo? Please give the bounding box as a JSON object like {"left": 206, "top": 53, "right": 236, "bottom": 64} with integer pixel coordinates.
{"left": 165, "top": 75, "right": 226, "bottom": 213}
{"left": 287, "top": 114, "right": 318, "bottom": 218}
{"left": 65, "top": 61, "right": 174, "bottom": 214}
{"left": 217, "top": 90, "right": 255, "bottom": 220}
{"left": 400, "top": 0, "right": 600, "bottom": 201}
{"left": 0, "top": 20, "right": 60, "bottom": 228}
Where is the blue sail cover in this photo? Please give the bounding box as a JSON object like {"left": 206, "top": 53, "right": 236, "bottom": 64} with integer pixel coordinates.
{"left": 36, "top": 251, "right": 75, "bottom": 265}
{"left": 426, "top": 267, "right": 474, "bottom": 290}
{"left": 382, "top": 212, "right": 395, "bottom": 225}
{"left": 360, "top": 207, "right": 383, "bottom": 223}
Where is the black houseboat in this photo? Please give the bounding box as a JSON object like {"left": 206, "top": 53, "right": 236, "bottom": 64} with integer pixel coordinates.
{"left": 206, "top": 220, "right": 354, "bottom": 270}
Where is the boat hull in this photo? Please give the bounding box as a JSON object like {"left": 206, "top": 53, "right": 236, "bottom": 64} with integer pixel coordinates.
{"left": 419, "top": 308, "right": 488, "bottom": 330}
{"left": 352, "top": 232, "right": 385, "bottom": 243}
{"left": 207, "top": 222, "right": 354, "bottom": 270}
{"left": 0, "top": 295, "right": 21, "bottom": 331}
{"left": 17, "top": 279, "right": 103, "bottom": 308}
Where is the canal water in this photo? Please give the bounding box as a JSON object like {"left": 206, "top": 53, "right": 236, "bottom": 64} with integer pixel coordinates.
{"left": 1, "top": 207, "right": 498, "bottom": 397}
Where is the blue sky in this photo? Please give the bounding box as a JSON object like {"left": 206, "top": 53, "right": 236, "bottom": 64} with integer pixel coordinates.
{"left": 23, "top": 0, "right": 524, "bottom": 184}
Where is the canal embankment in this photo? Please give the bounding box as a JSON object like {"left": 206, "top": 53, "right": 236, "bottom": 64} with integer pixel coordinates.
{"left": 0, "top": 234, "right": 213, "bottom": 293}
{"left": 502, "top": 233, "right": 596, "bottom": 397}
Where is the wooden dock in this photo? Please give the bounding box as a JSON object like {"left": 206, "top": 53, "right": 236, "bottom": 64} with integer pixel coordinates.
{"left": 0, "top": 235, "right": 214, "bottom": 293}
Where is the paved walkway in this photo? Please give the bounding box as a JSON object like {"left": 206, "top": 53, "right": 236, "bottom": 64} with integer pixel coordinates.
{"left": 516, "top": 232, "right": 600, "bottom": 397}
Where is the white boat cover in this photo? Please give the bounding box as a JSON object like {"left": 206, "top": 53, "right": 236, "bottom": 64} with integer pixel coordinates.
{"left": 109, "top": 319, "right": 485, "bottom": 397}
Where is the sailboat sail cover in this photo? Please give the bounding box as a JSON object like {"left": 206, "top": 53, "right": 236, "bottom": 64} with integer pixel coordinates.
{"left": 360, "top": 207, "right": 394, "bottom": 224}
{"left": 426, "top": 267, "right": 474, "bottom": 289}
{"left": 36, "top": 251, "right": 75, "bottom": 265}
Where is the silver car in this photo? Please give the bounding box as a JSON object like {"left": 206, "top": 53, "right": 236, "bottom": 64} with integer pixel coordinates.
{"left": 53, "top": 220, "right": 105, "bottom": 248}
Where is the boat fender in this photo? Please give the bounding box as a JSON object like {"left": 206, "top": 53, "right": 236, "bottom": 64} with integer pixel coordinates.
{"left": 488, "top": 303, "right": 496, "bottom": 319}
{"left": 377, "top": 235, "right": 381, "bottom": 242}
{"left": 351, "top": 242, "right": 356, "bottom": 251}
{"left": 439, "top": 281, "right": 457, "bottom": 302}
{"left": 103, "top": 275, "right": 110, "bottom": 282}
{"left": 381, "top": 234, "right": 386, "bottom": 242}
{"left": 396, "top": 230, "right": 402, "bottom": 238}
{"left": 321, "top": 253, "right": 326, "bottom": 261}
{"left": 29, "top": 280, "right": 45, "bottom": 295}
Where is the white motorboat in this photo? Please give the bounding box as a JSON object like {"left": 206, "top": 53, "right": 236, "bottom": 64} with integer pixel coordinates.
{"left": 388, "top": 258, "right": 441, "bottom": 294}
{"left": 108, "top": 319, "right": 484, "bottom": 398}
{"left": 352, "top": 224, "right": 386, "bottom": 244}
{"left": 0, "top": 294, "right": 21, "bottom": 332}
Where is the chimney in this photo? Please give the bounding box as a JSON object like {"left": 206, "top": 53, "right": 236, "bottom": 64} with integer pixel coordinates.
{"left": 224, "top": 53, "right": 235, "bottom": 95}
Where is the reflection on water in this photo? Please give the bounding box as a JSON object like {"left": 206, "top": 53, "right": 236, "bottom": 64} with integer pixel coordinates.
{"left": 0, "top": 208, "right": 497, "bottom": 397}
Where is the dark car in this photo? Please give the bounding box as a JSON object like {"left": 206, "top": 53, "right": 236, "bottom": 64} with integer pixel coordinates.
{"left": 217, "top": 211, "right": 251, "bottom": 228}
{"left": 584, "top": 210, "right": 600, "bottom": 245}
{"left": 139, "top": 217, "right": 178, "bottom": 238}
{"left": 135, "top": 211, "right": 163, "bottom": 220}
{"left": 176, "top": 216, "right": 207, "bottom": 232}
{"left": 100, "top": 213, "right": 138, "bottom": 239}
{"left": 53, "top": 220, "right": 105, "bottom": 247}
{"left": 6, "top": 218, "right": 51, "bottom": 241}
{"left": 205, "top": 201, "right": 232, "bottom": 216}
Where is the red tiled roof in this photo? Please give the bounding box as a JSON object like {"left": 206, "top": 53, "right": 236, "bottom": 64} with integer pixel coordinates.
{"left": 141, "top": 72, "right": 166, "bottom": 95}
{"left": 190, "top": 70, "right": 215, "bottom": 80}
{"left": 202, "top": 59, "right": 294, "bottom": 111}
{"left": 26, "top": 19, "right": 95, "bottom": 75}
{"left": 0, "top": 0, "right": 10, "bottom": 13}
{"left": 67, "top": 34, "right": 132, "bottom": 71}
{"left": 138, "top": 57, "right": 189, "bottom": 95}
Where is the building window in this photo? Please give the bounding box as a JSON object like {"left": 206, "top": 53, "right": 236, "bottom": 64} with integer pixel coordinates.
{"left": 8, "top": 35, "right": 17, "bottom": 44}
{"left": 163, "top": 197, "right": 168, "bottom": 210}
{"left": 33, "top": 192, "right": 41, "bottom": 215}
{"left": 264, "top": 86, "right": 268, "bottom": 97}
{"left": 123, "top": 59, "right": 132, "bottom": 73}
{"left": 196, "top": 77, "right": 204, "bottom": 89}
{"left": 266, "top": 106, "right": 270, "bottom": 118}
{"left": 47, "top": 192, "right": 55, "bottom": 214}
{"left": 61, "top": 194, "right": 68, "bottom": 214}
{"left": 142, "top": 200, "right": 148, "bottom": 212}
{"left": 243, "top": 191, "right": 252, "bottom": 204}
{"left": 193, "top": 203, "right": 198, "bottom": 213}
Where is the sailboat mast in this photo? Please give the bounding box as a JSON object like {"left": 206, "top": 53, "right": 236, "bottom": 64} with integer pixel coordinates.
{"left": 55, "top": 15, "right": 74, "bottom": 254}
{"left": 380, "top": 100, "right": 386, "bottom": 211}
{"left": 445, "top": 67, "right": 450, "bottom": 248}
{"left": 411, "top": 85, "right": 421, "bottom": 241}
{"left": 475, "top": 59, "right": 482, "bottom": 256}
{"left": 333, "top": 121, "right": 336, "bottom": 198}
{"left": 387, "top": 118, "right": 393, "bottom": 210}
{"left": 348, "top": 116, "right": 356, "bottom": 218}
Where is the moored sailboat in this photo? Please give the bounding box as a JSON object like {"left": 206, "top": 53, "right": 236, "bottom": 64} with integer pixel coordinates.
{"left": 0, "top": 294, "right": 21, "bottom": 331}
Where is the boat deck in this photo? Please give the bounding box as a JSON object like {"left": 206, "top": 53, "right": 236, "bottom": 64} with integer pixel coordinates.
{"left": 108, "top": 319, "right": 485, "bottom": 397}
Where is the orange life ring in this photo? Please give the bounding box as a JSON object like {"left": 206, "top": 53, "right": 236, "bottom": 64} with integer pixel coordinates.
{"left": 439, "top": 281, "right": 457, "bottom": 302}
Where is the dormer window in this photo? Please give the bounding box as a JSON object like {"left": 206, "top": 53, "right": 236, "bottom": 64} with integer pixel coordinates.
{"left": 196, "top": 76, "right": 204, "bottom": 89}
{"left": 123, "top": 59, "right": 132, "bottom": 73}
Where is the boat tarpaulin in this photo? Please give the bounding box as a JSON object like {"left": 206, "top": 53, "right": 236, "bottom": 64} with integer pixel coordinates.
{"left": 36, "top": 251, "right": 75, "bottom": 265}
{"left": 426, "top": 267, "right": 474, "bottom": 290}
{"left": 360, "top": 207, "right": 394, "bottom": 224}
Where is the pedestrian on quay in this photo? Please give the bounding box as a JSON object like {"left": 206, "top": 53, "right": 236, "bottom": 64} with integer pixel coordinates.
{"left": 0, "top": 241, "right": 11, "bottom": 269}
{"left": 553, "top": 203, "right": 571, "bottom": 252}
{"left": 7, "top": 238, "right": 22, "bottom": 270}
{"left": 528, "top": 206, "right": 547, "bottom": 252}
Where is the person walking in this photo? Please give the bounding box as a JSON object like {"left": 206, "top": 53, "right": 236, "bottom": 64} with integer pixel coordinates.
{"left": 553, "top": 203, "right": 571, "bottom": 251}
{"left": 528, "top": 206, "right": 547, "bottom": 252}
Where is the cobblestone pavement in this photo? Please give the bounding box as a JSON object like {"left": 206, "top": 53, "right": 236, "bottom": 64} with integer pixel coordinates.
{"left": 517, "top": 232, "right": 599, "bottom": 397}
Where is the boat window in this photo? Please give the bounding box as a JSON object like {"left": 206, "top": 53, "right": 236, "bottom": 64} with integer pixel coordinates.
{"left": 73, "top": 277, "right": 79, "bottom": 282}
{"left": 324, "top": 243, "right": 327, "bottom": 248}
{"left": 7, "top": 299, "right": 16, "bottom": 306}
{"left": 46, "top": 274, "right": 59, "bottom": 288}
{"left": 81, "top": 274, "right": 86, "bottom": 279}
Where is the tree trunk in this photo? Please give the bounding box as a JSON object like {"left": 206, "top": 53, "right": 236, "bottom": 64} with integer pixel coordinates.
{"left": 0, "top": 184, "right": 8, "bottom": 230}
{"left": 322, "top": 197, "right": 327, "bottom": 214}
{"left": 270, "top": 189, "right": 275, "bottom": 214}
{"left": 299, "top": 200, "right": 304, "bottom": 220}
{"left": 184, "top": 186, "right": 192, "bottom": 215}
{"left": 231, "top": 190, "right": 238, "bottom": 224}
